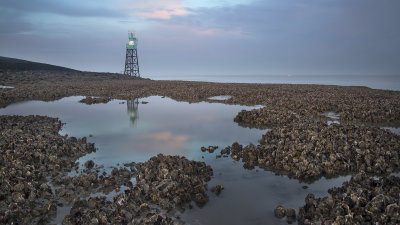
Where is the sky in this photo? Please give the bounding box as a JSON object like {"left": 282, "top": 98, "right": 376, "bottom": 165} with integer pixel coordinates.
{"left": 0, "top": 0, "right": 399, "bottom": 76}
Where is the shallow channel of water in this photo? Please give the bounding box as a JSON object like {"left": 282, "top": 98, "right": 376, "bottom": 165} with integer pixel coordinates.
{"left": 0, "top": 96, "right": 352, "bottom": 225}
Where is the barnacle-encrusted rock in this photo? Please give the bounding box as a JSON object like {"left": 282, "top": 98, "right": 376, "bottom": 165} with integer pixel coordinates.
{"left": 79, "top": 96, "right": 111, "bottom": 104}
{"left": 286, "top": 208, "right": 296, "bottom": 218}
{"left": 0, "top": 115, "right": 95, "bottom": 224}
{"left": 234, "top": 107, "right": 303, "bottom": 128}
{"left": 210, "top": 185, "right": 224, "bottom": 195}
{"left": 54, "top": 167, "right": 134, "bottom": 202}
{"left": 274, "top": 205, "right": 286, "bottom": 218}
{"left": 298, "top": 173, "right": 400, "bottom": 224}
{"left": 63, "top": 154, "right": 213, "bottom": 224}
{"left": 223, "top": 122, "right": 400, "bottom": 181}
{"left": 200, "top": 146, "right": 218, "bottom": 153}
{"left": 84, "top": 160, "right": 95, "bottom": 169}
{"left": 134, "top": 154, "right": 213, "bottom": 208}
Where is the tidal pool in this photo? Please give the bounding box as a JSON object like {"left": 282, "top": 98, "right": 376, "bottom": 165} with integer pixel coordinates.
{"left": 383, "top": 127, "right": 400, "bottom": 135}
{"left": 322, "top": 111, "right": 340, "bottom": 125}
{"left": 207, "top": 95, "right": 232, "bottom": 101}
{"left": 0, "top": 85, "right": 14, "bottom": 88}
{"left": 0, "top": 96, "right": 265, "bottom": 165}
{"left": 0, "top": 96, "right": 351, "bottom": 225}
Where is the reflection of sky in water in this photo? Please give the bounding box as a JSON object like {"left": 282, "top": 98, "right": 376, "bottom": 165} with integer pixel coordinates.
{"left": 0, "top": 96, "right": 356, "bottom": 225}
{"left": 180, "top": 158, "right": 350, "bottom": 225}
{"left": 0, "top": 96, "right": 265, "bottom": 165}
{"left": 208, "top": 95, "right": 232, "bottom": 100}
{"left": 383, "top": 127, "right": 400, "bottom": 135}
{"left": 0, "top": 85, "right": 14, "bottom": 88}
{"left": 322, "top": 112, "right": 340, "bottom": 120}
{"left": 322, "top": 111, "right": 341, "bottom": 125}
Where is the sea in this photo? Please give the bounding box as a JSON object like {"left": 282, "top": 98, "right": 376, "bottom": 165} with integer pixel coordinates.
{"left": 149, "top": 75, "right": 400, "bottom": 91}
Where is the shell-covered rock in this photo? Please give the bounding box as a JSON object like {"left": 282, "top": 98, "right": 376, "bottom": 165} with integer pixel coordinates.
{"left": 298, "top": 173, "right": 400, "bottom": 224}
{"left": 63, "top": 154, "right": 213, "bottom": 224}
{"left": 0, "top": 115, "right": 95, "bottom": 224}
{"left": 223, "top": 122, "right": 400, "bottom": 181}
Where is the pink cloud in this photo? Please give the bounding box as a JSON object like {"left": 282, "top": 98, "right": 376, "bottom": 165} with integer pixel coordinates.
{"left": 127, "top": 0, "right": 189, "bottom": 19}
{"left": 142, "top": 131, "right": 188, "bottom": 142}
{"left": 137, "top": 8, "right": 188, "bottom": 19}
{"left": 135, "top": 131, "right": 189, "bottom": 154}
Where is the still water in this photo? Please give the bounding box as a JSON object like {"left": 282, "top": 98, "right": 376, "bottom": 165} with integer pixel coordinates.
{"left": 0, "top": 96, "right": 350, "bottom": 225}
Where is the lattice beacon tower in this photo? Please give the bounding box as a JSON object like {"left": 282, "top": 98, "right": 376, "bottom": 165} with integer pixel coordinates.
{"left": 124, "top": 31, "right": 140, "bottom": 77}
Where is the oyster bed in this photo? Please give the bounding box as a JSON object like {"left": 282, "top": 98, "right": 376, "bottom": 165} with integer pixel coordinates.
{"left": 79, "top": 96, "right": 112, "bottom": 105}
{"left": 1, "top": 70, "right": 399, "bottom": 125}
{"left": 298, "top": 173, "right": 400, "bottom": 224}
{"left": 0, "top": 115, "right": 214, "bottom": 224}
{"left": 223, "top": 122, "right": 400, "bottom": 181}
{"left": 64, "top": 155, "right": 213, "bottom": 225}
{"left": 1, "top": 70, "right": 400, "bottom": 224}
{"left": 0, "top": 115, "right": 95, "bottom": 224}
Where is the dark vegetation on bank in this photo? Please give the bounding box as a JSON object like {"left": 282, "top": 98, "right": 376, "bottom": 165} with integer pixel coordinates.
{"left": 0, "top": 58, "right": 399, "bottom": 224}
{"left": 0, "top": 56, "right": 144, "bottom": 87}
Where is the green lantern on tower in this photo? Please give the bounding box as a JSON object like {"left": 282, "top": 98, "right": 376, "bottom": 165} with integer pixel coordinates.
{"left": 126, "top": 32, "right": 137, "bottom": 50}
{"left": 124, "top": 31, "right": 140, "bottom": 77}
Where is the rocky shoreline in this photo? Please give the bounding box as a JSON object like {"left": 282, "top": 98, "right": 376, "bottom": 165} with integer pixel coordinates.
{"left": 298, "top": 173, "right": 400, "bottom": 224}
{"left": 218, "top": 122, "right": 400, "bottom": 181}
{"left": 1, "top": 70, "right": 399, "bottom": 125}
{"left": 0, "top": 115, "right": 95, "bottom": 224}
{"left": 1, "top": 70, "right": 400, "bottom": 224}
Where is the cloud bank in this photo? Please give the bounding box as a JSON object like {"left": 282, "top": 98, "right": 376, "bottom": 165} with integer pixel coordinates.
{"left": 0, "top": 0, "right": 399, "bottom": 75}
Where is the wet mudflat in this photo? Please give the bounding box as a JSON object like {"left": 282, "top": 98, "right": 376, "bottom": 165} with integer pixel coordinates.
{"left": 0, "top": 96, "right": 355, "bottom": 224}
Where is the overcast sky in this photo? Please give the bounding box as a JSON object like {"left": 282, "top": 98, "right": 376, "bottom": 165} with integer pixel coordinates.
{"left": 0, "top": 0, "right": 399, "bottom": 76}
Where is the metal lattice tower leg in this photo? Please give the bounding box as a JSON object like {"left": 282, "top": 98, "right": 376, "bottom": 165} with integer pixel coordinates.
{"left": 124, "top": 49, "right": 140, "bottom": 77}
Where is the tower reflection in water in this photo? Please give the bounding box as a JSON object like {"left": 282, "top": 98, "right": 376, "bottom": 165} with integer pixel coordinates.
{"left": 127, "top": 99, "right": 139, "bottom": 127}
